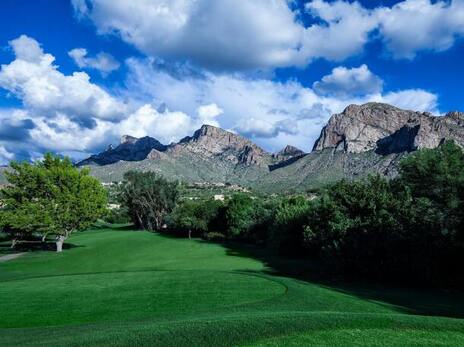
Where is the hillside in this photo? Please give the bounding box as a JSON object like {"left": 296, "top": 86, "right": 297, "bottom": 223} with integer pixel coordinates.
{"left": 78, "top": 103, "right": 464, "bottom": 192}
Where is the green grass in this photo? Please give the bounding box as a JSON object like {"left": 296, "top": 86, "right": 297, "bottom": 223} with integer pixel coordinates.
{"left": 1, "top": 227, "right": 464, "bottom": 346}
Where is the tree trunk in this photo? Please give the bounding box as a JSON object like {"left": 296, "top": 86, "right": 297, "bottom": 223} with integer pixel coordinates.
{"left": 188, "top": 229, "right": 192, "bottom": 240}
{"left": 56, "top": 235, "right": 66, "bottom": 252}
{"left": 41, "top": 235, "right": 47, "bottom": 243}
{"left": 10, "top": 238, "right": 17, "bottom": 249}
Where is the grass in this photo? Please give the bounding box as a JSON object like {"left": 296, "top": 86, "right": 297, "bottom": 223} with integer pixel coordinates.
{"left": 1, "top": 227, "right": 464, "bottom": 346}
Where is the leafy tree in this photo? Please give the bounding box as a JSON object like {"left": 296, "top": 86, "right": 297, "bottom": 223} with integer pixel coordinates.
{"left": 167, "top": 199, "right": 221, "bottom": 238}
{"left": 0, "top": 154, "right": 107, "bottom": 252}
{"left": 398, "top": 140, "right": 464, "bottom": 234}
{"left": 118, "top": 171, "right": 180, "bottom": 231}
{"left": 270, "top": 196, "right": 311, "bottom": 255}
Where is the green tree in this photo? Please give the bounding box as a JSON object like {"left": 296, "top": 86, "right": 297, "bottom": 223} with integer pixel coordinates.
{"left": 167, "top": 199, "right": 221, "bottom": 239}
{"left": 118, "top": 171, "right": 180, "bottom": 231}
{"left": 224, "top": 194, "right": 255, "bottom": 239}
{"left": 1, "top": 154, "right": 107, "bottom": 252}
{"left": 270, "top": 195, "right": 311, "bottom": 255}
{"left": 398, "top": 140, "right": 464, "bottom": 234}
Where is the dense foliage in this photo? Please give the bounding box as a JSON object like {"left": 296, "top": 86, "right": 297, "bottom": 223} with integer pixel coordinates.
{"left": 167, "top": 199, "right": 222, "bottom": 238}
{"left": 0, "top": 153, "right": 107, "bottom": 251}
{"left": 118, "top": 171, "right": 180, "bottom": 230}
{"left": 163, "top": 141, "right": 464, "bottom": 287}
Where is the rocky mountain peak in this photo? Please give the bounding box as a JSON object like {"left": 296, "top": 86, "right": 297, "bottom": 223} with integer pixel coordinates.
{"left": 313, "top": 102, "right": 464, "bottom": 154}
{"left": 169, "top": 124, "right": 271, "bottom": 166}
{"left": 276, "top": 145, "right": 305, "bottom": 157}
{"left": 78, "top": 135, "right": 166, "bottom": 166}
{"left": 120, "top": 135, "right": 138, "bottom": 145}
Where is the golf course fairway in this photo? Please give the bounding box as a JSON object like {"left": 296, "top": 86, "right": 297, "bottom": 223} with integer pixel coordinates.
{"left": 1, "top": 227, "right": 464, "bottom": 346}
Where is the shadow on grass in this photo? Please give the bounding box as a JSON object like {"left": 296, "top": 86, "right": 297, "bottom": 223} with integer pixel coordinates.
{"left": 214, "top": 239, "right": 464, "bottom": 319}
{"left": 0, "top": 235, "right": 84, "bottom": 254}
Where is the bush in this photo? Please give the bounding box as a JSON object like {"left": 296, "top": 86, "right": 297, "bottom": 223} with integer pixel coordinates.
{"left": 103, "top": 208, "right": 131, "bottom": 224}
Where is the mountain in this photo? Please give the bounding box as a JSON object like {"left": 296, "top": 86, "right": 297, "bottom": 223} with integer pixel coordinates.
{"left": 79, "top": 135, "right": 166, "bottom": 166}
{"left": 273, "top": 145, "right": 305, "bottom": 161}
{"left": 74, "top": 103, "right": 464, "bottom": 192}
{"left": 313, "top": 103, "right": 464, "bottom": 154}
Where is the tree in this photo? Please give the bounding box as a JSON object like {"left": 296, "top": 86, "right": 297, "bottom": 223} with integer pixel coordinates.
{"left": 0, "top": 154, "right": 107, "bottom": 252}
{"left": 118, "top": 171, "right": 180, "bottom": 231}
{"left": 167, "top": 199, "right": 221, "bottom": 239}
{"left": 398, "top": 140, "right": 464, "bottom": 234}
{"left": 224, "top": 194, "right": 255, "bottom": 239}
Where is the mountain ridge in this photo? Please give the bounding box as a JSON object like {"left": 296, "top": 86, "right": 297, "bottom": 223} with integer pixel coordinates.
{"left": 73, "top": 102, "right": 464, "bottom": 192}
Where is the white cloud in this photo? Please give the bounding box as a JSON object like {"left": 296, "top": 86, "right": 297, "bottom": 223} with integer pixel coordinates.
{"left": 197, "top": 103, "right": 222, "bottom": 127}
{"left": 73, "top": 0, "right": 464, "bottom": 69}
{"left": 0, "top": 35, "right": 126, "bottom": 125}
{"left": 300, "top": 0, "right": 378, "bottom": 62}
{"left": 377, "top": 0, "right": 464, "bottom": 59}
{"left": 376, "top": 89, "right": 438, "bottom": 112}
{"left": 124, "top": 58, "right": 439, "bottom": 152}
{"left": 72, "top": 0, "right": 304, "bottom": 70}
{"left": 0, "top": 35, "right": 441, "bottom": 162}
{"left": 0, "top": 146, "right": 15, "bottom": 165}
{"left": 313, "top": 64, "right": 383, "bottom": 98}
{"left": 118, "top": 104, "right": 193, "bottom": 144}
{"left": 68, "top": 48, "right": 120, "bottom": 76}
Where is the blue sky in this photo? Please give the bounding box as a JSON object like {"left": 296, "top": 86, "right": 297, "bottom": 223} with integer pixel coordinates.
{"left": 0, "top": 0, "right": 463, "bottom": 163}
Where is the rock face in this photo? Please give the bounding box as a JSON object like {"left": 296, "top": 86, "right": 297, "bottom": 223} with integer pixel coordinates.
{"left": 274, "top": 145, "right": 305, "bottom": 161}
{"left": 166, "top": 125, "right": 272, "bottom": 166}
{"left": 77, "top": 103, "right": 464, "bottom": 192}
{"left": 78, "top": 125, "right": 273, "bottom": 167}
{"left": 78, "top": 135, "right": 166, "bottom": 166}
{"left": 313, "top": 103, "right": 464, "bottom": 154}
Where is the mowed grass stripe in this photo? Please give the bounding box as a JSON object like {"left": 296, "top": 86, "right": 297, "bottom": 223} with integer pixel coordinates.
{"left": 1, "top": 228, "right": 464, "bottom": 346}
{"left": 0, "top": 271, "right": 286, "bottom": 328}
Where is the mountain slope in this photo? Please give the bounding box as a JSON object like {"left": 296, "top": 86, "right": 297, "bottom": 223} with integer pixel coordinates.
{"left": 76, "top": 103, "right": 464, "bottom": 192}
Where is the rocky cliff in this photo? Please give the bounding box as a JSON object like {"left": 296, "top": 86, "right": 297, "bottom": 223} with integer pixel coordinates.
{"left": 77, "top": 102, "right": 464, "bottom": 193}
{"left": 273, "top": 145, "right": 305, "bottom": 161}
{"left": 313, "top": 103, "right": 464, "bottom": 154}
{"left": 78, "top": 135, "right": 167, "bottom": 166}
{"left": 167, "top": 125, "right": 272, "bottom": 166}
{"left": 79, "top": 124, "right": 274, "bottom": 167}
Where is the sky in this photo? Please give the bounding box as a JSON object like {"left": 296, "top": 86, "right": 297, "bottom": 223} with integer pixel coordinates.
{"left": 0, "top": 0, "right": 463, "bottom": 163}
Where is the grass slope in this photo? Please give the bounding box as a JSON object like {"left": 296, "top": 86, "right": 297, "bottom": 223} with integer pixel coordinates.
{"left": 1, "top": 227, "right": 464, "bottom": 346}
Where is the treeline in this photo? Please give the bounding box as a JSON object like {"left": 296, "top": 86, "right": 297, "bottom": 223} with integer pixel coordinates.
{"left": 117, "top": 141, "right": 464, "bottom": 287}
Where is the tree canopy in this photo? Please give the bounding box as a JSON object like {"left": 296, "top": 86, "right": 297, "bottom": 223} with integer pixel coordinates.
{"left": 118, "top": 171, "right": 180, "bottom": 231}
{"left": 0, "top": 153, "right": 107, "bottom": 251}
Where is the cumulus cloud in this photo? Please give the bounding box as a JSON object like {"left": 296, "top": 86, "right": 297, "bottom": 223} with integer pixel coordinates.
{"left": 0, "top": 35, "right": 126, "bottom": 125}
{"left": 197, "top": 103, "right": 222, "bottom": 127}
{"left": 72, "top": 0, "right": 304, "bottom": 70}
{"left": 0, "top": 35, "right": 441, "bottom": 162}
{"left": 377, "top": 0, "right": 464, "bottom": 59}
{"left": 117, "top": 103, "right": 221, "bottom": 144}
{"left": 0, "top": 146, "right": 14, "bottom": 165}
{"left": 68, "top": 48, "right": 120, "bottom": 76}
{"left": 72, "top": 0, "right": 464, "bottom": 69}
{"left": 313, "top": 65, "right": 383, "bottom": 98}
{"left": 300, "top": 0, "right": 378, "bottom": 62}
{"left": 123, "top": 58, "right": 438, "bottom": 152}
